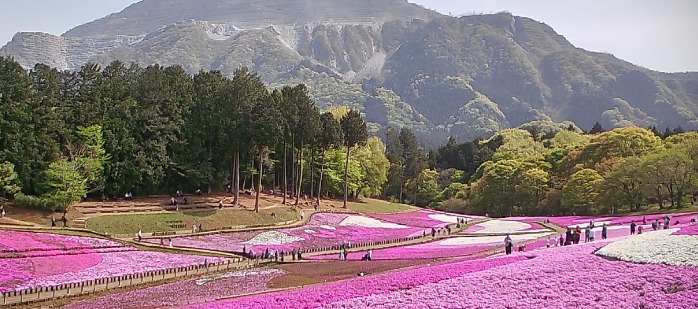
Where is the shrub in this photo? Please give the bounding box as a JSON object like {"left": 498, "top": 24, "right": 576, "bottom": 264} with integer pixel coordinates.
{"left": 13, "top": 193, "right": 67, "bottom": 212}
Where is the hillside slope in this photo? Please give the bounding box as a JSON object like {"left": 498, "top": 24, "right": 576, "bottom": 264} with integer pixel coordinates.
{"left": 1, "top": 1, "right": 696, "bottom": 144}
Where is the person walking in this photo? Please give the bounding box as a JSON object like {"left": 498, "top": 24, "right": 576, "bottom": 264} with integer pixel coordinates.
{"left": 300, "top": 209, "right": 305, "bottom": 221}
{"left": 51, "top": 215, "right": 57, "bottom": 227}
{"left": 652, "top": 220, "right": 658, "bottom": 231}
{"left": 630, "top": 221, "right": 637, "bottom": 235}
{"left": 504, "top": 235, "right": 513, "bottom": 255}
{"left": 60, "top": 213, "right": 68, "bottom": 227}
{"left": 0, "top": 205, "right": 5, "bottom": 218}
{"left": 137, "top": 229, "right": 143, "bottom": 242}
{"left": 601, "top": 223, "right": 608, "bottom": 240}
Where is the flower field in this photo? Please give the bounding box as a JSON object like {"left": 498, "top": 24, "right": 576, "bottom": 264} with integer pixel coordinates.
{"left": 0, "top": 230, "right": 124, "bottom": 253}
{"left": 307, "top": 232, "right": 552, "bottom": 260}
{"left": 369, "top": 210, "right": 481, "bottom": 228}
{"left": 547, "top": 212, "right": 698, "bottom": 228}
{"left": 64, "top": 268, "right": 285, "bottom": 309}
{"left": 596, "top": 228, "right": 698, "bottom": 266}
{"left": 158, "top": 213, "right": 427, "bottom": 254}
{"left": 190, "top": 239, "right": 698, "bottom": 309}
{"left": 461, "top": 219, "right": 549, "bottom": 234}
{"left": 0, "top": 231, "right": 229, "bottom": 293}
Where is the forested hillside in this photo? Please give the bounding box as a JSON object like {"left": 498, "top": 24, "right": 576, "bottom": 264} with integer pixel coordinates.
{"left": 2, "top": 57, "right": 696, "bottom": 217}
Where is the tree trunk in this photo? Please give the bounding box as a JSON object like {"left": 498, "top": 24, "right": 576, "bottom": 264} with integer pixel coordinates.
{"left": 399, "top": 181, "right": 403, "bottom": 204}
{"left": 295, "top": 140, "right": 304, "bottom": 206}
{"left": 233, "top": 152, "right": 240, "bottom": 206}
{"left": 310, "top": 145, "right": 316, "bottom": 199}
{"left": 291, "top": 134, "right": 296, "bottom": 199}
{"left": 317, "top": 150, "right": 326, "bottom": 208}
{"left": 255, "top": 148, "right": 263, "bottom": 213}
{"left": 282, "top": 139, "right": 287, "bottom": 204}
{"left": 343, "top": 146, "right": 350, "bottom": 209}
{"left": 207, "top": 138, "right": 212, "bottom": 194}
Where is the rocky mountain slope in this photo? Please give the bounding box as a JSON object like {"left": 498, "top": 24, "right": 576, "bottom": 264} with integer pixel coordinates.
{"left": 2, "top": 0, "right": 696, "bottom": 145}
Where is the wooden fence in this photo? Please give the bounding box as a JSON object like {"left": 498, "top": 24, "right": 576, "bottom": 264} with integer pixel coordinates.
{"left": 1, "top": 259, "right": 264, "bottom": 306}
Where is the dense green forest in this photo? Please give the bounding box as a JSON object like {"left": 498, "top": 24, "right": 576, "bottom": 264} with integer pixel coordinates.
{"left": 1, "top": 57, "right": 697, "bottom": 216}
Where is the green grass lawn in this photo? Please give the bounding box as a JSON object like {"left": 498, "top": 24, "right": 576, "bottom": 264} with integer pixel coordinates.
{"left": 335, "top": 199, "right": 417, "bottom": 213}
{"left": 86, "top": 208, "right": 298, "bottom": 235}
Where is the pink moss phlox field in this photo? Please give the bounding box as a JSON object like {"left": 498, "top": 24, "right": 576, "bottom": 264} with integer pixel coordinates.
{"left": 370, "top": 210, "right": 479, "bottom": 228}
{"left": 547, "top": 212, "right": 698, "bottom": 228}
{"left": 184, "top": 255, "right": 528, "bottom": 309}
{"left": 672, "top": 224, "right": 698, "bottom": 235}
{"left": 1, "top": 248, "right": 228, "bottom": 293}
{"left": 317, "top": 242, "right": 698, "bottom": 309}
{"left": 0, "top": 230, "right": 124, "bottom": 253}
{"left": 308, "top": 242, "right": 497, "bottom": 260}
{"left": 0, "top": 247, "right": 137, "bottom": 258}
{"left": 159, "top": 213, "right": 426, "bottom": 254}
{"left": 64, "top": 268, "right": 284, "bottom": 309}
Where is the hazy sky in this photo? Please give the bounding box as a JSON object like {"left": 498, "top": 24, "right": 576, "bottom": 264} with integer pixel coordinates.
{"left": 1, "top": 0, "right": 696, "bottom": 72}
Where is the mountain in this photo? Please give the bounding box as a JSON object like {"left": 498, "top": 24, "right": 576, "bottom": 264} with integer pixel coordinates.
{"left": 2, "top": 0, "right": 697, "bottom": 146}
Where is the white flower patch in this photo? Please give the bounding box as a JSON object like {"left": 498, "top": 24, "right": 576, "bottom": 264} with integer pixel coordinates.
{"left": 339, "top": 215, "right": 410, "bottom": 229}
{"left": 304, "top": 229, "right": 316, "bottom": 234}
{"left": 595, "top": 229, "right": 698, "bottom": 266}
{"left": 195, "top": 268, "right": 285, "bottom": 285}
{"left": 428, "top": 213, "right": 460, "bottom": 223}
{"left": 320, "top": 225, "right": 336, "bottom": 230}
{"left": 241, "top": 231, "right": 304, "bottom": 245}
{"left": 470, "top": 220, "right": 545, "bottom": 234}
{"left": 439, "top": 232, "right": 553, "bottom": 246}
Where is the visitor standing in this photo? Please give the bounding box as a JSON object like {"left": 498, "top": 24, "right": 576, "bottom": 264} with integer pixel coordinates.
{"left": 664, "top": 216, "right": 671, "bottom": 229}
{"left": 368, "top": 249, "right": 373, "bottom": 260}
{"left": 558, "top": 234, "right": 564, "bottom": 246}
{"left": 565, "top": 228, "right": 572, "bottom": 246}
{"left": 601, "top": 223, "right": 608, "bottom": 240}
{"left": 219, "top": 199, "right": 223, "bottom": 209}
{"left": 504, "top": 235, "right": 513, "bottom": 255}
{"left": 51, "top": 215, "right": 56, "bottom": 227}
{"left": 192, "top": 224, "right": 197, "bottom": 234}
{"left": 546, "top": 236, "right": 552, "bottom": 248}
{"left": 431, "top": 228, "right": 436, "bottom": 238}
{"left": 630, "top": 221, "right": 637, "bottom": 235}
{"left": 574, "top": 226, "right": 581, "bottom": 244}
{"left": 0, "top": 205, "right": 5, "bottom": 218}
{"left": 199, "top": 223, "right": 203, "bottom": 232}
{"left": 652, "top": 220, "right": 658, "bottom": 231}
{"left": 137, "top": 229, "right": 143, "bottom": 242}
{"left": 300, "top": 210, "right": 305, "bottom": 221}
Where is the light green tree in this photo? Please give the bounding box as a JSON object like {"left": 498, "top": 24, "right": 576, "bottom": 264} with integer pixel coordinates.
{"left": 0, "top": 161, "right": 21, "bottom": 198}
{"left": 44, "top": 125, "right": 109, "bottom": 211}
{"left": 562, "top": 169, "right": 604, "bottom": 215}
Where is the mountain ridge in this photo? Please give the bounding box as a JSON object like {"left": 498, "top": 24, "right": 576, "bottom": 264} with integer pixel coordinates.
{"left": 1, "top": 0, "right": 696, "bottom": 145}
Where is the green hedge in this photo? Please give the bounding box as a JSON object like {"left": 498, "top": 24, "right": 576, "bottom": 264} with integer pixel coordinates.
{"left": 13, "top": 193, "right": 67, "bottom": 212}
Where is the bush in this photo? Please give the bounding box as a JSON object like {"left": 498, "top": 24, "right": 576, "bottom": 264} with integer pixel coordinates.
{"left": 13, "top": 193, "right": 67, "bottom": 212}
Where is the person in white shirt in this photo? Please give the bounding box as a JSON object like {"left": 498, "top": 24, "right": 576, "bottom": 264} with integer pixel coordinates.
{"left": 137, "top": 229, "right": 143, "bottom": 242}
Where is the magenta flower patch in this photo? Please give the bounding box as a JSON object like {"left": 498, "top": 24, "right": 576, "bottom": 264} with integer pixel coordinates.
{"left": 0, "top": 231, "right": 230, "bottom": 293}
{"left": 159, "top": 213, "right": 427, "bottom": 254}
{"left": 63, "top": 268, "right": 285, "bottom": 309}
